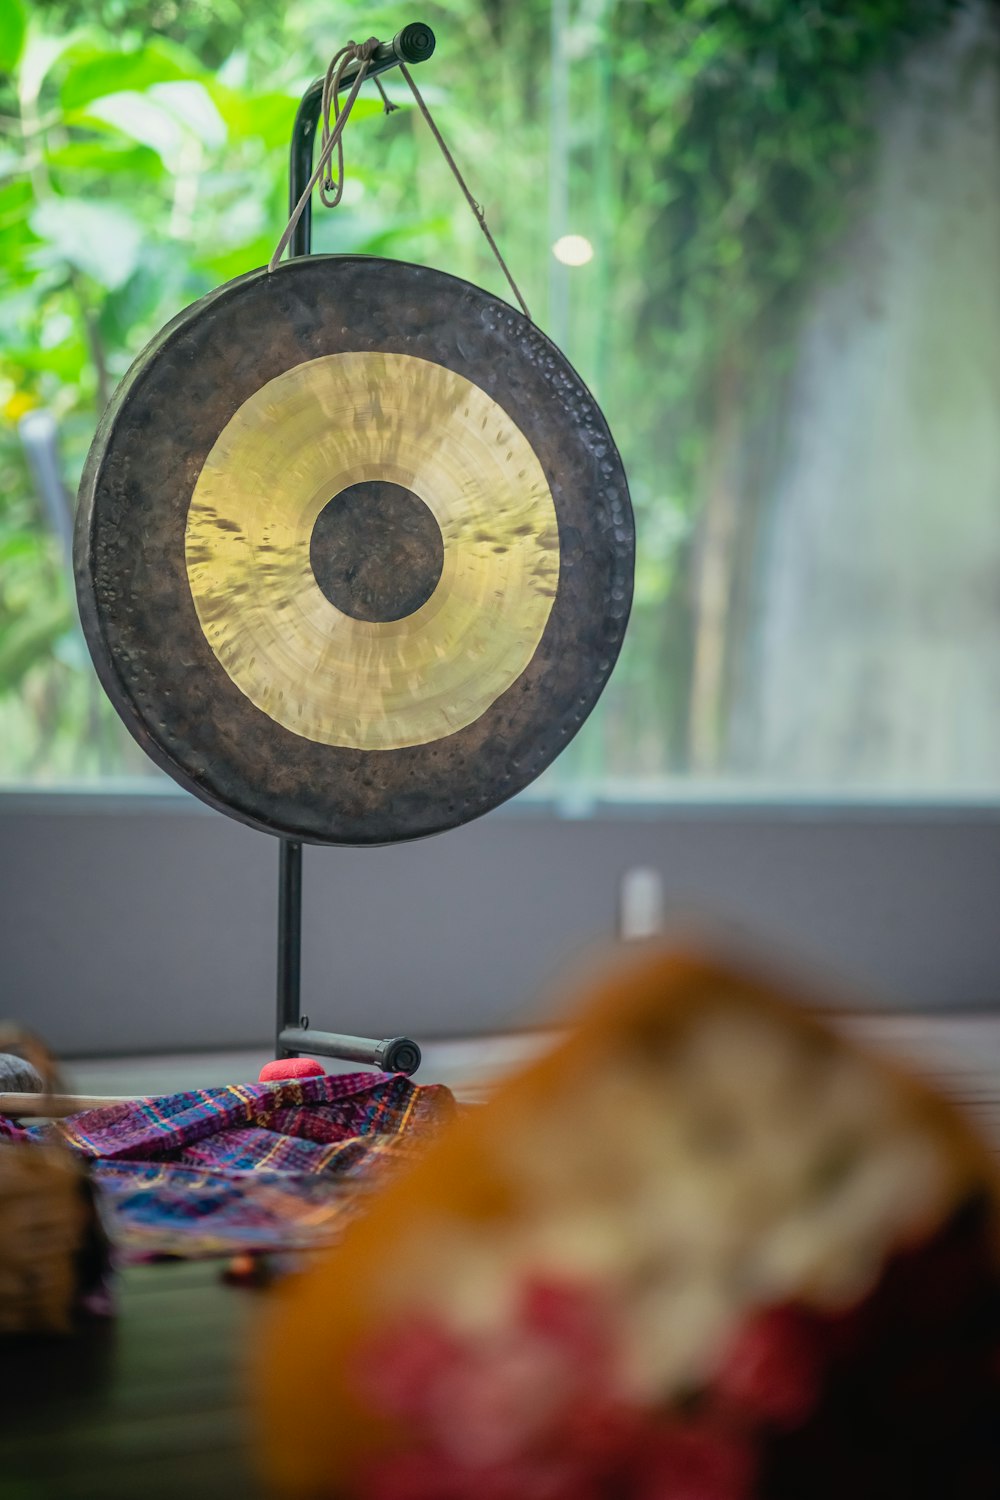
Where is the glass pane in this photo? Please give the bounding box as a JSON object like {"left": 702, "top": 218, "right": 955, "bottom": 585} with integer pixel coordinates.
{"left": 0, "top": 0, "right": 991, "bottom": 798}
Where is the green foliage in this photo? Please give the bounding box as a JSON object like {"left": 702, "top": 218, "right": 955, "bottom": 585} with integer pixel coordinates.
{"left": 614, "top": 0, "right": 961, "bottom": 478}
{"left": 0, "top": 0, "right": 962, "bottom": 783}
{"left": 0, "top": 0, "right": 28, "bottom": 71}
{"left": 551, "top": 0, "right": 961, "bottom": 775}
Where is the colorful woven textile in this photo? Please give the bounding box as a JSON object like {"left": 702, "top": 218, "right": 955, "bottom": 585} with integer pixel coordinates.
{"left": 9, "top": 1073, "right": 455, "bottom": 1260}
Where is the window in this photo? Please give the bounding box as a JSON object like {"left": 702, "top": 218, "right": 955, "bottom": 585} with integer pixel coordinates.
{"left": 1, "top": 0, "right": 990, "bottom": 799}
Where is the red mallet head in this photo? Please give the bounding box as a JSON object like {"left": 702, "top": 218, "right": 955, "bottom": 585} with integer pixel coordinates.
{"left": 259, "top": 1057, "right": 326, "bottom": 1083}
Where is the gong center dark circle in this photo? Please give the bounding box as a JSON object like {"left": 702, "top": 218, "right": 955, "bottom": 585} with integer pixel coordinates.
{"left": 309, "top": 480, "right": 445, "bottom": 623}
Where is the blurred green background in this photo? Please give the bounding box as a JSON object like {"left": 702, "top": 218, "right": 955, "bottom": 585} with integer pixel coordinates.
{"left": 0, "top": 0, "right": 985, "bottom": 794}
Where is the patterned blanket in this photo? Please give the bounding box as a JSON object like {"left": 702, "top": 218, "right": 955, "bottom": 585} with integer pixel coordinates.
{"left": 3, "top": 1072, "right": 455, "bottom": 1260}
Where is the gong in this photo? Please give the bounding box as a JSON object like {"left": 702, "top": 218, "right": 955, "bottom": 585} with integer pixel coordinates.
{"left": 75, "top": 256, "right": 634, "bottom": 844}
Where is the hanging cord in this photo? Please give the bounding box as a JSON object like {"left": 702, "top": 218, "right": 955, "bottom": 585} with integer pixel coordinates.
{"left": 269, "top": 42, "right": 532, "bottom": 322}
{"left": 268, "top": 38, "right": 380, "bottom": 273}
{"left": 398, "top": 62, "right": 531, "bottom": 321}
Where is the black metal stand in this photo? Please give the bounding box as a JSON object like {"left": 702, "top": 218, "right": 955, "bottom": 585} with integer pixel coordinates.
{"left": 274, "top": 22, "right": 435, "bottom": 1078}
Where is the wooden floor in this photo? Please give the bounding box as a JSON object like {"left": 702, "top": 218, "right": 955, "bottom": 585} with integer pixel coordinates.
{"left": 3, "top": 1260, "right": 259, "bottom": 1500}
{"left": 3, "top": 1017, "right": 1000, "bottom": 1499}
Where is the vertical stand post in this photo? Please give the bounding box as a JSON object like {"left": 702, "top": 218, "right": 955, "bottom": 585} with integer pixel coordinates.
{"left": 276, "top": 840, "right": 303, "bottom": 1058}
{"left": 269, "top": 26, "right": 433, "bottom": 1079}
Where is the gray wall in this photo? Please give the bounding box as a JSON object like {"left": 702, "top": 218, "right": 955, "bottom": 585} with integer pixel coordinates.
{"left": 2, "top": 793, "right": 999, "bottom": 1054}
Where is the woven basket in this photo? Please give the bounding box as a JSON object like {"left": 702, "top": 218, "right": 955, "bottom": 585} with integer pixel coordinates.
{"left": 0, "top": 1027, "right": 96, "bottom": 1334}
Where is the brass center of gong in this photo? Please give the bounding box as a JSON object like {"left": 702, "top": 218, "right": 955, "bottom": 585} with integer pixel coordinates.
{"left": 185, "top": 351, "right": 560, "bottom": 751}
{"left": 309, "top": 480, "right": 444, "bottom": 623}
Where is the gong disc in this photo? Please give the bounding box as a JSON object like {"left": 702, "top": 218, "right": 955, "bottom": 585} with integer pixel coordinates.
{"left": 75, "top": 256, "right": 633, "bottom": 844}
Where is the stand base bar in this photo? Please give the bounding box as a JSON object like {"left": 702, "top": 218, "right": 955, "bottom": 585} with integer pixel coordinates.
{"left": 278, "top": 1027, "right": 422, "bottom": 1076}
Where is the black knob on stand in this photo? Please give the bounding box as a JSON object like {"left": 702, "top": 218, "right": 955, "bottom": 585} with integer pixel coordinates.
{"left": 394, "top": 23, "right": 436, "bottom": 64}
{"left": 376, "top": 1036, "right": 423, "bottom": 1075}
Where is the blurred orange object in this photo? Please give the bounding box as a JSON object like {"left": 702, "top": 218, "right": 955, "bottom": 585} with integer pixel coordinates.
{"left": 253, "top": 946, "right": 1000, "bottom": 1499}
